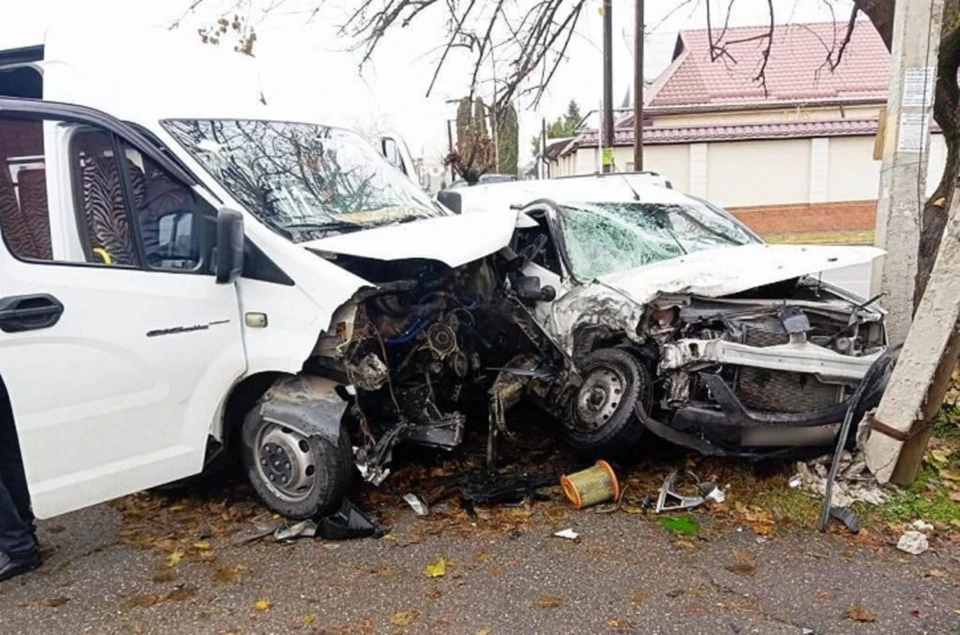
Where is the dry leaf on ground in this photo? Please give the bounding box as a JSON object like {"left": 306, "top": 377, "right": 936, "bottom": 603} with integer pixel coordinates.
{"left": 301, "top": 615, "right": 316, "bottom": 626}
{"left": 845, "top": 603, "right": 876, "bottom": 622}
{"left": 424, "top": 556, "right": 447, "bottom": 578}
{"left": 165, "top": 587, "right": 197, "bottom": 602}
{"left": 150, "top": 569, "right": 178, "bottom": 584}
{"left": 254, "top": 599, "right": 271, "bottom": 612}
{"left": 815, "top": 591, "right": 836, "bottom": 600}
{"left": 166, "top": 549, "right": 183, "bottom": 568}
{"left": 725, "top": 563, "right": 757, "bottom": 576}
{"left": 390, "top": 609, "right": 420, "bottom": 626}
{"left": 43, "top": 597, "right": 70, "bottom": 608}
{"left": 537, "top": 595, "right": 563, "bottom": 609}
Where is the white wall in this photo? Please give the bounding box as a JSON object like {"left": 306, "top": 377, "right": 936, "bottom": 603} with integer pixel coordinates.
{"left": 707, "top": 139, "right": 811, "bottom": 207}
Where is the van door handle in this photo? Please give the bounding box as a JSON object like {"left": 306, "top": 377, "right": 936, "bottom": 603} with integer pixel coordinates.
{"left": 0, "top": 294, "right": 64, "bottom": 333}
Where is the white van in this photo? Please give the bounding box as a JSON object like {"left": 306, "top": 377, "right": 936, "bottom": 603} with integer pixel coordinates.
{"left": 0, "top": 28, "right": 518, "bottom": 521}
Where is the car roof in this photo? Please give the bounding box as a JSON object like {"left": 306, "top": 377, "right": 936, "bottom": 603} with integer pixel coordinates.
{"left": 438, "top": 173, "right": 694, "bottom": 214}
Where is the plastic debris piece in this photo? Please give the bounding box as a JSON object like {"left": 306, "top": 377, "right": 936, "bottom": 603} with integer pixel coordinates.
{"left": 897, "top": 530, "right": 929, "bottom": 555}
{"left": 911, "top": 519, "right": 934, "bottom": 533}
{"left": 554, "top": 528, "right": 580, "bottom": 541}
{"left": 459, "top": 472, "right": 556, "bottom": 504}
{"left": 317, "top": 499, "right": 385, "bottom": 540}
{"left": 828, "top": 506, "right": 861, "bottom": 533}
{"left": 274, "top": 519, "right": 318, "bottom": 542}
{"left": 702, "top": 483, "right": 725, "bottom": 503}
{"left": 403, "top": 493, "right": 429, "bottom": 516}
{"left": 788, "top": 474, "right": 803, "bottom": 489}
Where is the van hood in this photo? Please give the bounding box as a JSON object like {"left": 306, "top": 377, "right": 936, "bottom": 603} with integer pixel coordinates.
{"left": 596, "top": 244, "right": 883, "bottom": 302}
{"left": 301, "top": 209, "right": 519, "bottom": 268}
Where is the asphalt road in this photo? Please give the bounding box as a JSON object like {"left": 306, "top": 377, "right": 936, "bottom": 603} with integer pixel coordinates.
{"left": 1, "top": 475, "right": 958, "bottom": 635}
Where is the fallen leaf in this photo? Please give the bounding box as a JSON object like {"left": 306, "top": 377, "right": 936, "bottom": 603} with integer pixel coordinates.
{"left": 725, "top": 563, "right": 757, "bottom": 577}
{"left": 537, "top": 595, "right": 562, "bottom": 609}
{"left": 488, "top": 566, "right": 505, "bottom": 576}
{"left": 193, "top": 541, "right": 211, "bottom": 550}
{"left": 168, "top": 505, "right": 186, "bottom": 513}
{"left": 816, "top": 591, "right": 836, "bottom": 601}
{"left": 474, "top": 551, "right": 492, "bottom": 562}
{"left": 424, "top": 556, "right": 447, "bottom": 578}
{"left": 674, "top": 539, "right": 697, "bottom": 551}
{"left": 605, "top": 616, "right": 631, "bottom": 628}
{"left": 930, "top": 449, "right": 951, "bottom": 463}
{"left": 921, "top": 569, "right": 947, "bottom": 578}
{"left": 733, "top": 550, "right": 754, "bottom": 563}
{"left": 940, "top": 469, "right": 960, "bottom": 482}
{"left": 213, "top": 565, "right": 241, "bottom": 583}
{"left": 165, "top": 587, "right": 197, "bottom": 602}
{"left": 845, "top": 603, "right": 876, "bottom": 622}
{"left": 43, "top": 597, "right": 70, "bottom": 608}
{"left": 950, "top": 491, "right": 960, "bottom": 503}
{"left": 374, "top": 564, "right": 392, "bottom": 577}
{"left": 301, "top": 614, "right": 316, "bottom": 627}
{"left": 123, "top": 594, "right": 161, "bottom": 610}
{"left": 425, "top": 587, "right": 442, "bottom": 599}
{"left": 390, "top": 609, "right": 420, "bottom": 626}
{"left": 474, "top": 627, "right": 492, "bottom": 635}
{"left": 254, "top": 599, "right": 271, "bottom": 612}
{"left": 149, "top": 569, "right": 178, "bottom": 584}
{"left": 629, "top": 590, "right": 647, "bottom": 604}
{"left": 47, "top": 525, "right": 66, "bottom": 534}
{"left": 166, "top": 549, "right": 183, "bottom": 568}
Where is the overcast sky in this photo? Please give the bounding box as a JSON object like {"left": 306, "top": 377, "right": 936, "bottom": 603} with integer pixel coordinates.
{"left": 5, "top": 0, "right": 857, "bottom": 165}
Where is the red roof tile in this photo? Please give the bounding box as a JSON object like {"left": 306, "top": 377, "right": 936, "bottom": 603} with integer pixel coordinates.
{"left": 646, "top": 20, "right": 889, "bottom": 110}
{"left": 574, "top": 117, "right": 881, "bottom": 148}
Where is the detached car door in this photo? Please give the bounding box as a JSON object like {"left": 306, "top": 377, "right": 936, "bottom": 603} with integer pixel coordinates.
{"left": 0, "top": 99, "right": 246, "bottom": 518}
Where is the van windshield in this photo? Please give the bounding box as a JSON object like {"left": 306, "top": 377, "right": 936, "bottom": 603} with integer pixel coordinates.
{"left": 557, "top": 201, "right": 758, "bottom": 281}
{"left": 162, "top": 119, "right": 442, "bottom": 240}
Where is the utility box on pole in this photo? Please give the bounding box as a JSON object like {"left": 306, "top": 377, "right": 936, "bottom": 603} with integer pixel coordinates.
{"left": 872, "top": 0, "right": 943, "bottom": 346}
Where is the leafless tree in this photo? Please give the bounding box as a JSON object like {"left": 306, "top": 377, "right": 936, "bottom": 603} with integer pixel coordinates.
{"left": 181, "top": 0, "right": 958, "bottom": 309}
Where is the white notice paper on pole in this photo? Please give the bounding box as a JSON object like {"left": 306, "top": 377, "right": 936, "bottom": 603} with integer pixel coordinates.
{"left": 902, "top": 67, "right": 936, "bottom": 108}
{"left": 897, "top": 113, "right": 929, "bottom": 153}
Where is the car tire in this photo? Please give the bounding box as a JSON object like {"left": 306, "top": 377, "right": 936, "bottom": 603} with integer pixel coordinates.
{"left": 564, "top": 348, "right": 651, "bottom": 457}
{"left": 241, "top": 410, "right": 353, "bottom": 520}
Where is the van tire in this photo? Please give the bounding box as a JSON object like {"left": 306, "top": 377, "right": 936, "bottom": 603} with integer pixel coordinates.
{"left": 241, "top": 413, "right": 353, "bottom": 520}
{"left": 563, "top": 348, "right": 651, "bottom": 457}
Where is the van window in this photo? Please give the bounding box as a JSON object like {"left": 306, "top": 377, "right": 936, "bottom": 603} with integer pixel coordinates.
{"left": 0, "top": 118, "right": 53, "bottom": 260}
{"left": 0, "top": 114, "right": 212, "bottom": 273}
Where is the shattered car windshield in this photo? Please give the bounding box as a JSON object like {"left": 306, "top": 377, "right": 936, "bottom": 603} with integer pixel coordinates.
{"left": 558, "top": 201, "right": 758, "bottom": 280}
{"left": 162, "top": 119, "right": 442, "bottom": 240}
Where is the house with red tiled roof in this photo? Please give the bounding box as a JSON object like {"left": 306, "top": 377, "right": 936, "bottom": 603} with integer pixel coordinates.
{"left": 552, "top": 20, "right": 945, "bottom": 238}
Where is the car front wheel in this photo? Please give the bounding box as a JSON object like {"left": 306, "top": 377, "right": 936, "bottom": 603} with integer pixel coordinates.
{"left": 563, "top": 348, "right": 651, "bottom": 457}
{"left": 241, "top": 413, "right": 353, "bottom": 520}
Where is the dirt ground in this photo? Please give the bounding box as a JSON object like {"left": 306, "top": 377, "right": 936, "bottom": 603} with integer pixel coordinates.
{"left": 2, "top": 418, "right": 960, "bottom": 635}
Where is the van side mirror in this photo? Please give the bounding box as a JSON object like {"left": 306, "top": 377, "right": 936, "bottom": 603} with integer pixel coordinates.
{"left": 215, "top": 208, "right": 244, "bottom": 284}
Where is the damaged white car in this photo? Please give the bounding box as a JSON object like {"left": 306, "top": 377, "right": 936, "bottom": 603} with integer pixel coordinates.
{"left": 443, "top": 177, "right": 891, "bottom": 459}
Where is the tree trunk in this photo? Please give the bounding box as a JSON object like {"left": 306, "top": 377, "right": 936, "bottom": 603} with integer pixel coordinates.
{"left": 857, "top": 0, "right": 960, "bottom": 310}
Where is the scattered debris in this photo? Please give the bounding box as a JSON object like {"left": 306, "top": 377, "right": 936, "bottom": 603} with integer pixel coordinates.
{"left": 316, "top": 500, "right": 385, "bottom": 540}
{"left": 560, "top": 460, "right": 620, "bottom": 509}
{"left": 273, "top": 519, "right": 317, "bottom": 542}
{"left": 553, "top": 528, "right": 581, "bottom": 541}
{"left": 911, "top": 519, "right": 934, "bottom": 533}
{"left": 536, "top": 595, "right": 563, "bottom": 609}
{"left": 657, "top": 515, "right": 699, "bottom": 536}
{"left": 403, "top": 493, "right": 430, "bottom": 516}
{"left": 459, "top": 471, "right": 556, "bottom": 505}
{"left": 897, "top": 530, "right": 930, "bottom": 555}
{"left": 827, "top": 506, "right": 861, "bottom": 533}
{"left": 655, "top": 470, "right": 723, "bottom": 513}
{"left": 796, "top": 452, "right": 891, "bottom": 508}
{"left": 788, "top": 474, "right": 803, "bottom": 489}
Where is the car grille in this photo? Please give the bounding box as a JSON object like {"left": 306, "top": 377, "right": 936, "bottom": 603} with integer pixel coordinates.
{"left": 736, "top": 367, "right": 843, "bottom": 413}
{"left": 743, "top": 324, "right": 789, "bottom": 348}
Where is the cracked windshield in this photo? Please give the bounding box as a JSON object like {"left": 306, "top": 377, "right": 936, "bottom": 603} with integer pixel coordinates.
{"left": 558, "top": 201, "right": 758, "bottom": 280}
{"left": 162, "top": 119, "right": 442, "bottom": 241}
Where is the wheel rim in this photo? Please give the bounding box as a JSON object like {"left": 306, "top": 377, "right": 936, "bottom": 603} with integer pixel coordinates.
{"left": 572, "top": 364, "right": 626, "bottom": 432}
{"left": 255, "top": 423, "right": 316, "bottom": 502}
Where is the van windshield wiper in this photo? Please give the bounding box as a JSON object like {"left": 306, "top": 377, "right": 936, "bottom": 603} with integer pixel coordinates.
{"left": 280, "top": 221, "right": 364, "bottom": 239}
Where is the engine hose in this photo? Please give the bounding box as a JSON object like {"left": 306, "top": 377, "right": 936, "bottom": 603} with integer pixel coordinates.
{"left": 384, "top": 317, "right": 427, "bottom": 345}
{"left": 818, "top": 346, "right": 899, "bottom": 532}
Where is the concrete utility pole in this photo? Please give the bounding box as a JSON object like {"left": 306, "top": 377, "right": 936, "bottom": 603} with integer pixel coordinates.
{"left": 602, "top": 0, "right": 614, "bottom": 173}
{"left": 866, "top": 191, "right": 960, "bottom": 484}
{"left": 872, "top": 0, "right": 944, "bottom": 346}
{"left": 633, "top": 0, "right": 644, "bottom": 171}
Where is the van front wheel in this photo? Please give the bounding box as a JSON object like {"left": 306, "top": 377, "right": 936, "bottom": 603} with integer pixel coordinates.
{"left": 241, "top": 414, "right": 352, "bottom": 520}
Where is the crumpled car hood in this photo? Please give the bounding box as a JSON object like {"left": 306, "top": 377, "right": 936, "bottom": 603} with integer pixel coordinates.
{"left": 596, "top": 244, "right": 884, "bottom": 303}
{"left": 301, "top": 209, "right": 518, "bottom": 268}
